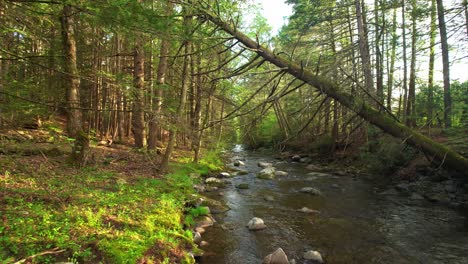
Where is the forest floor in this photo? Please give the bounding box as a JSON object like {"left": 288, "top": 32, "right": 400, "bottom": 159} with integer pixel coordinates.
{"left": 0, "top": 124, "right": 222, "bottom": 263}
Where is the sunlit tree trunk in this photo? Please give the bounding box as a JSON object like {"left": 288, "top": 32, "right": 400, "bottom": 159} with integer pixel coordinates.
{"left": 406, "top": 0, "right": 417, "bottom": 127}
{"left": 428, "top": 0, "right": 437, "bottom": 127}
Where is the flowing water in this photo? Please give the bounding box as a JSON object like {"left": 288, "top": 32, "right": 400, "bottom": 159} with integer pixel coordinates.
{"left": 197, "top": 145, "right": 468, "bottom": 264}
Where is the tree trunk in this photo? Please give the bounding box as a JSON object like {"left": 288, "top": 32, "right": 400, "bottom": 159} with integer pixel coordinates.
{"left": 60, "top": 5, "right": 89, "bottom": 167}
{"left": 204, "top": 11, "right": 468, "bottom": 175}
{"left": 374, "top": 0, "right": 383, "bottom": 104}
{"left": 436, "top": 0, "right": 452, "bottom": 128}
{"left": 132, "top": 42, "right": 146, "bottom": 148}
{"left": 387, "top": 8, "right": 397, "bottom": 111}
{"left": 148, "top": 3, "right": 172, "bottom": 150}
{"left": 401, "top": 0, "right": 408, "bottom": 122}
{"left": 355, "top": 0, "right": 374, "bottom": 93}
{"left": 161, "top": 13, "right": 192, "bottom": 172}
{"left": 406, "top": 0, "right": 417, "bottom": 127}
{"left": 428, "top": 0, "right": 437, "bottom": 127}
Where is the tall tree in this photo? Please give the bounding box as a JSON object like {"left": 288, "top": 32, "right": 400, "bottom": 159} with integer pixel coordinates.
{"left": 406, "top": 0, "right": 417, "bottom": 127}
{"left": 436, "top": 0, "right": 452, "bottom": 128}
{"left": 60, "top": 4, "right": 89, "bottom": 166}
{"left": 355, "top": 0, "right": 374, "bottom": 93}
{"left": 132, "top": 40, "right": 146, "bottom": 148}
{"left": 387, "top": 7, "right": 397, "bottom": 111}
{"left": 427, "top": 0, "right": 437, "bottom": 126}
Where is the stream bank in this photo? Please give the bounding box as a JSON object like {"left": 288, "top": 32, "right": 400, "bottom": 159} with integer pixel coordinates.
{"left": 193, "top": 145, "right": 468, "bottom": 264}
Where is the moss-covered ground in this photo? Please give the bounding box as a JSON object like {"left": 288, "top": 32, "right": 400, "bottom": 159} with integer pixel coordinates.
{"left": 0, "top": 127, "right": 224, "bottom": 263}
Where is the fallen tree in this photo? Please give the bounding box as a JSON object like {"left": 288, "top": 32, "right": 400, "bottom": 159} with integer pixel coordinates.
{"left": 200, "top": 9, "right": 468, "bottom": 176}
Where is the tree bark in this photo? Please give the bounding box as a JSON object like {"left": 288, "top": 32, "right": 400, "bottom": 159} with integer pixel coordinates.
{"left": 203, "top": 11, "right": 468, "bottom": 175}
{"left": 436, "top": 0, "right": 452, "bottom": 128}
{"left": 401, "top": 0, "right": 408, "bottom": 121}
{"left": 406, "top": 0, "right": 417, "bottom": 127}
{"left": 60, "top": 5, "right": 89, "bottom": 166}
{"left": 428, "top": 0, "right": 437, "bottom": 127}
{"left": 355, "top": 0, "right": 374, "bottom": 93}
{"left": 387, "top": 8, "right": 397, "bottom": 111}
{"left": 132, "top": 42, "right": 146, "bottom": 148}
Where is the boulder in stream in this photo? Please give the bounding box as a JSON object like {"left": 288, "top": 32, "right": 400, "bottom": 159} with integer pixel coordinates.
{"left": 263, "top": 248, "right": 290, "bottom": 264}
{"left": 193, "top": 231, "right": 202, "bottom": 245}
{"left": 258, "top": 161, "right": 274, "bottom": 168}
{"left": 247, "top": 217, "right": 267, "bottom": 230}
{"left": 291, "top": 155, "right": 301, "bottom": 162}
{"left": 236, "top": 183, "right": 250, "bottom": 189}
{"left": 258, "top": 167, "right": 276, "bottom": 179}
{"left": 275, "top": 170, "right": 288, "bottom": 176}
{"left": 303, "top": 250, "right": 323, "bottom": 263}
{"left": 300, "top": 187, "right": 322, "bottom": 196}
{"left": 219, "top": 172, "right": 231, "bottom": 178}
{"left": 195, "top": 215, "right": 215, "bottom": 228}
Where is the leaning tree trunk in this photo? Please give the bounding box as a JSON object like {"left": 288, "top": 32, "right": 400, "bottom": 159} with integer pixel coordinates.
{"left": 60, "top": 5, "right": 89, "bottom": 167}
{"left": 202, "top": 11, "right": 468, "bottom": 175}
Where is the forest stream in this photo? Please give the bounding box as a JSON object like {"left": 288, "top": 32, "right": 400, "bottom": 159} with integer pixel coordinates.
{"left": 197, "top": 145, "right": 468, "bottom": 264}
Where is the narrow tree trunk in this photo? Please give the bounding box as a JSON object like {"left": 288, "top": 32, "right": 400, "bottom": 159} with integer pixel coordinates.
{"left": 204, "top": 12, "right": 468, "bottom": 175}
{"left": 436, "top": 0, "right": 452, "bottom": 128}
{"left": 387, "top": 8, "right": 397, "bottom": 110}
{"left": 60, "top": 5, "right": 89, "bottom": 166}
{"left": 355, "top": 0, "right": 374, "bottom": 93}
{"left": 375, "top": 0, "right": 383, "bottom": 103}
{"left": 161, "top": 13, "right": 192, "bottom": 172}
{"left": 406, "top": 0, "right": 417, "bottom": 127}
{"left": 428, "top": 0, "right": 437, "bottom": 127}
{"left": 401, "top": 0, "right": 408, "bottom": 122}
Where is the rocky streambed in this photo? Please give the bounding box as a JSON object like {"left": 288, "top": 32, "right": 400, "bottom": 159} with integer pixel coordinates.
{"left": 192, "top": 145, "right": 468, "bottom": 264}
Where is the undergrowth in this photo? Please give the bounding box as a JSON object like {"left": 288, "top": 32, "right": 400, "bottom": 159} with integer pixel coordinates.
{"left": 0, "top": 147, "right": 220, "bottom": 263}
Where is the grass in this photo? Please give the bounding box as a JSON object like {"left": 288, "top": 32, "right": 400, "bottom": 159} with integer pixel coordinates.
{"left": 0, "top": 135, "right": 222, "bottom": 263}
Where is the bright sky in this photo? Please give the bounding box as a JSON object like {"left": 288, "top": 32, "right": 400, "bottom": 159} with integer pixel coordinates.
{"left": 255, "top": 0, "right": 293, "bottom": 34}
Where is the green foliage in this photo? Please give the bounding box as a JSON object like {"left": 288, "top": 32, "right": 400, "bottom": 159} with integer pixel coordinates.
{"left": 243, "top": 111, "right": 283, "bottom": 149}
{"left": 0, "top": 163, "right": 198, "bottom": 263}
{"left": 360, "top": 135, "right": 417, "bottom": 174}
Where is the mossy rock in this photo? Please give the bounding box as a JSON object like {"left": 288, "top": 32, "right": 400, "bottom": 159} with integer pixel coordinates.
{"left": 200, "top": 197, "right": 230, "bottom": 214}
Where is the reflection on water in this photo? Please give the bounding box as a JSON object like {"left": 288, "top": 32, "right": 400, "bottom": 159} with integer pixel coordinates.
{"left": 198, "top": 145, "right": 468, "bottom": 264}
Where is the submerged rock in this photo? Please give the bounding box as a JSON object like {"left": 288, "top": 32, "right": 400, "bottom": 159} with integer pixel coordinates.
{"left": 258, "top": 161, "right": 274, "bottom": 168}
{"left": 300, "top": 187, "right": 322, "bottom": 196}
{"left": 263, "top": 248, "right": 290, "bottom": 264}
{"left": 300, "top": 157, "right": 311, "bottom": 163}
{"left": 234, "top": 160, "right": 245, "bottom": 166}
{"left": 236, "top": 183, "right": 249, "bottom": 189}
{"left": 247, "top": 217, "right": 267, "bottom": 230}
{"left": 305, "top": 164, "right": 321, "bottom": 171}
{"left": 303, "top": 250, "right": 323, "bottom": 263}
{"left": 275, "top": 171, "right": 288, "bottom": 176}
{"left": 307, "top": 172, "right": 330, "bottom": 177}
{"left": 291, "top": 155, "right": 301, "bottom": 162}
{"left": 264, "top": 195, "right": 275, "bottom": 201}
{"left": 297, "top": 207, "right": 320, "bottom": 214}
{"left": 258, "top": 167, "right": 276, "bottom": 179}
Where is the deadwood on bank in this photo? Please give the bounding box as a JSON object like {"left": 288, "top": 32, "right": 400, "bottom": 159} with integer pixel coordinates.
{"left": 201, "top": 11, "right": 468, "bottom": 176}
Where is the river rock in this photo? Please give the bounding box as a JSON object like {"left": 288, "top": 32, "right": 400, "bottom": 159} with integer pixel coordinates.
{"left": 195, "top": 215, "right": 215, "bottom": 228}
{"left": 307, "top": 172, "right": 330, "bottom": 177}
{"left": 300, "top": 187, "right": 322, "bottom": 195}
{"left": 275, "top": 171, "right": 288, "bottom": 176}
{"left": 264, "top": 195, "right": 275, "bottom": 201}
{"left": 291, "top": 155, "right": 301, "bottom": 162}
{"left": 200, "top": 241, "right": 209, "bottom": 247}
{"left": 195, "top": 227, "right": 205, "bottom": 234}
{"left": 193, "top": 231, "right": 202, "bottom": 244}
{"left": 201, "top": 197, "right": 230, "bottom": 214}
{"left": 258, "top": 161, "right": 273, "bottom": 168}
{"left": 258, "top": 167, "right": 276, "bottom": 179}
{"left": 205, "top": 177, "right": 222, "bottom": 184}
{"left": 247, "top": 217, "right": 267, "bottom": 230}
{"left": 237, "top": 169, "right": 249, "bottom": 175}
{"left": 305, "top": 164, "right": 321, "bottom": 171}
{"left": 234, "top": 160, "right": 245, "bottom": 166}
{"left": 219, "top": 172, "right": 231, "bottom": 178}
{"left": 263, "top": 248, "right": 290, "bottom": 264}
{"left": 236, "top": 183, "right": 249, "bottom": 189}
{"left": 297, "top": 207, "right": 320, "bottom": 214}
{"left": 303, "top": 250, "right": 323, "bottom": 263}
{"left": 300, "top": 157, "right": 311, "bottom": 163}
{"left": 193, "top": 184, "right": 205, "bottom": 193}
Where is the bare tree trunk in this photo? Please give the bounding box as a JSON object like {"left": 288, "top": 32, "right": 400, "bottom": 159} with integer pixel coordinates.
{"left": 161, "top": 13, "right": 192, "bottom": 172}
{"left": 428, "top": 0, "right": 437, "bottom": 127}
{"left": 204, "top": 12, "right": 468, "bottom": 175}
{"left": 60, "top": 5, "right": 89, "bottom": 166}
{"left": 132, "top": 42, "right": 146, "bottom": 148}
{"left": 436, "top": 0, "right": 452, "bottom": 128}
{"left": 355, "top": 0, "right": 374, "bottom": 93}
{"left": 387, "top": 8, "right": 397, "bottom": 111}
{"left": 406, "top": 0, "right": 417, "bottom": 127}
{"left": 401, "top": 0, "right": 408, "bottom": 122}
